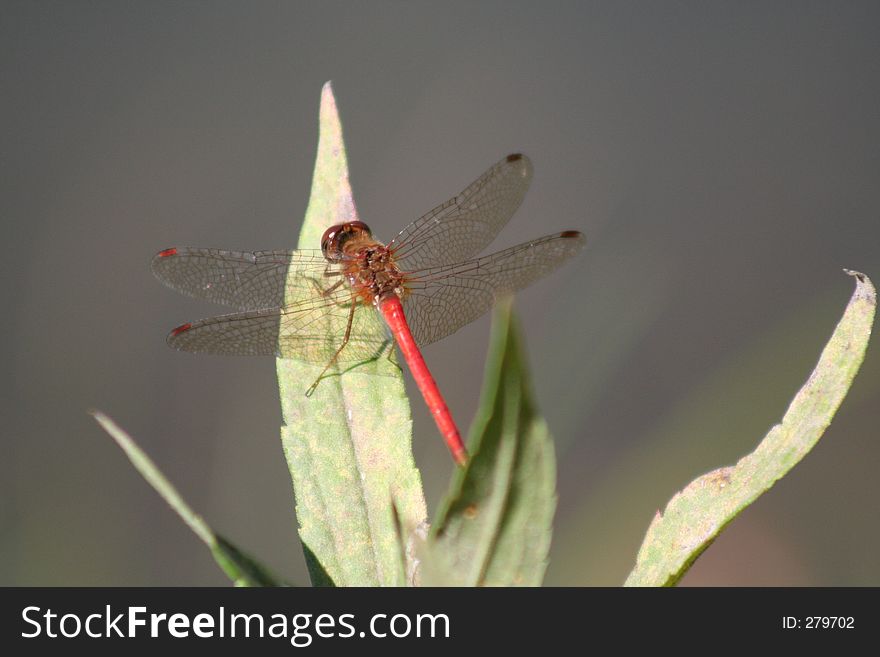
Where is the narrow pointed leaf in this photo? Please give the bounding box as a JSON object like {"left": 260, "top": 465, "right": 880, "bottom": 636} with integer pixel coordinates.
{"left": 625, "top": 271, "right": 876, "bottom": 586}
{"left": 420, "top": 300, "right": 556, "bottom": 586}
{"left": 275, "top": 82, "right": 426, "bottom": 586}
{"left": 93, "top": 411, "right": 283, "bottom": 586}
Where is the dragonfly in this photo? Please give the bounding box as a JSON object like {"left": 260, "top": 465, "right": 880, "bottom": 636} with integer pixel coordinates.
{"left": 152, "top": 153, "right": 585, "bottom": 465}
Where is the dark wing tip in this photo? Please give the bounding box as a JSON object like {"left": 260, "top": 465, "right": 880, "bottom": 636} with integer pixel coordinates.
{"left": 168, "top": 322, "right": 192, "bottom": 339}
{"left": 151, "top": 247, "right": 180, "bottom": 279}
{"left": 558, "top": 230, "right": 587, "bottom": 254}
{"left": 503, "top": 152, "right": 532, "bottom": 183}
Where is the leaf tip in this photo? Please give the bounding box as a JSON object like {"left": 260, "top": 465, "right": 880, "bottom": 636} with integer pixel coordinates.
{"left": 91, "top": 409, "right": 125, "bottom": 446}
{"left": 843, "top": 269, "right": 876, "bottom": 305}
{"left": 320, "top": 80, "right": 338, "bottom": 116}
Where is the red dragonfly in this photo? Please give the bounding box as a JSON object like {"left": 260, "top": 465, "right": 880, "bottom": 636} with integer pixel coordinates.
{"left": 153, "top": 154, "right": 584, "bottom": 465}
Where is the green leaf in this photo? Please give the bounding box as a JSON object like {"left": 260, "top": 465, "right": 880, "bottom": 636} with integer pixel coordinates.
{"left": 275, "top": 82, "right": 427, "bottom": 586}
{"left": 625, "top": 270, "right": 876, "bottom": 587}
{"left": 419, "top": 299, "right": 556, "bottom": 586}
{"left": 93, "top": 411, "right": 284, "bottom": 587}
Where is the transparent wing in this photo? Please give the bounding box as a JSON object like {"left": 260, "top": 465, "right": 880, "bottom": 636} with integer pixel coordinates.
{"left": 387, "top": 153, "right": 533, "bottom": 271}
{"left": 166, "top": 289, "right": 393, "bottom": 364}
{"left": 402, "top": 231, "right": 585, "bottom": 346}
{"left": 151, "top": 247, "right": 328, "bottom": 311}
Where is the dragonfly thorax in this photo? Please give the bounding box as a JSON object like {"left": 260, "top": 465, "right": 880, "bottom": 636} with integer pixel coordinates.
{"left": 322, "top": 222, "right": 408, "bottom": 304}
{"left": 345, "top": 243, "right": 408, "bottom": 305}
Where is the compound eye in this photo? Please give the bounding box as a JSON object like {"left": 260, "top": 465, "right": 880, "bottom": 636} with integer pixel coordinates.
{"left": 321, "top": 221, "right": 373, "bottom": 260}
{"left": 345, "top": 221, "right": 372, "bottom": 238}
{"left": 320, "top": 224, "right": 345, "bottom": 259}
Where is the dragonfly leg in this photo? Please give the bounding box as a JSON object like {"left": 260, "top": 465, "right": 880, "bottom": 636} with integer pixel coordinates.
{"left": 304, "top": 298, "right": 357, "bottom": 397}
{"left": 384, "top": 345, "right": 400, "bottom": 369}
{"left": 308, "top": 276, "right": 349, "bottom": 308}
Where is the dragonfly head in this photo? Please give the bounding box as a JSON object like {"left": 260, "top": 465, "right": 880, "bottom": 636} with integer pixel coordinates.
{"left": 321, "top": 221, "right": 373, "bottom": 262}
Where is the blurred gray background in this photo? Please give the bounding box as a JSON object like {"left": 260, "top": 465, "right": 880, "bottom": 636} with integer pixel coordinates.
{"left": 3, "top": 1, "right": 878, "bottom": 586}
